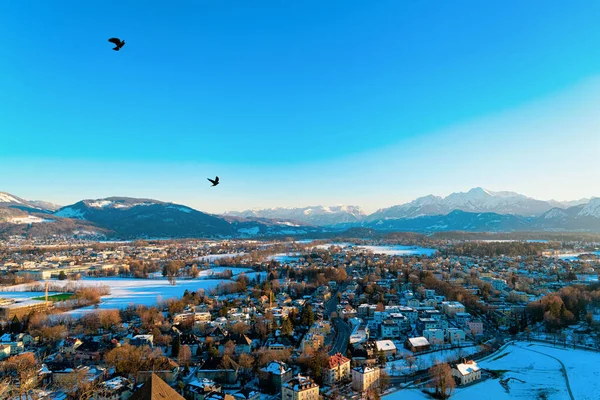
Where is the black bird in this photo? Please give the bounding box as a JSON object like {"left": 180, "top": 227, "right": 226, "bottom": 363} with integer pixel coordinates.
{"left": 108, "top": 37, "right": 125, "bottom": 51}
{"left": 207, "top": 176, "right": 219, "bottom": 187}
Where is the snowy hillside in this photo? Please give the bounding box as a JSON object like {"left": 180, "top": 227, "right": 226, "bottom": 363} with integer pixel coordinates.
{"left": 224, "top": 205, "right": 366, "bottom": 226}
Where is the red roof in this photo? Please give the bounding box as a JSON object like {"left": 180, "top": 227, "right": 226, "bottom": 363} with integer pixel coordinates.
{"left": 328, "top": 353, "right": 350, "bottom": 369}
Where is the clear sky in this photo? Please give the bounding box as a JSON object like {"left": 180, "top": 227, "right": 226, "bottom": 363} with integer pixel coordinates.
{"left": 1, "top": 1, "right": 599, "bottom": 214}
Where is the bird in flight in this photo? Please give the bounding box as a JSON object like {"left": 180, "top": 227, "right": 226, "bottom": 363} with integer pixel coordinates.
{"left": 108, "top": 38, "right": 125, "bottom": 51}
{"left": 207, "top": 176, "right": 220, "bottom": 187}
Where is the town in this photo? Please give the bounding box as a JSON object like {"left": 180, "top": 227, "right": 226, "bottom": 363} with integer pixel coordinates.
{"left": 0, "top": 236, "right": 599, "bottom": 400}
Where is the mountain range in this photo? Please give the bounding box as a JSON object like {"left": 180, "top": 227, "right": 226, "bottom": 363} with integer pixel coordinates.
{"left": 0, "top": 188, "right": 599, "bottom": 239}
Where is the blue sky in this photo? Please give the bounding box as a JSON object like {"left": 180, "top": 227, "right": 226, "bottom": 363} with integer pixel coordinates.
{"left": 1, "top": 1, "right": 599, "bottom": 213}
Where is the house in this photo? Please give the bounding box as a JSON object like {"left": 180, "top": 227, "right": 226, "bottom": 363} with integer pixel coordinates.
{"left": 422, "top": 329, "right": 444, "bottom": 346}
{"left": 0, "top": 344, "right": 11, "bottom": 360}
{"left": 131, "top": 334, "right": 154, "bottom": 347}
{"left": 454, "top": 312, "right": 472, "bottom": 326}
{"left": 452, "top": 360, "right": 481, "bottom": 385}
{"left": 59, "top": 337, "right": 83, "bottom": 355}
{"left": 184, "top": 378, "right": 220, "bottom": 400}
{"left": 467, "top": 320, "right": 484, "bottom": 336}
{"left": 97, "top": 376, "right": 133, "bottom": 400}
{"left": 281, "top": 375, "right": 319, "bottom": 400}
{"left": 416, "top": 318, "right": 439, "bottom": 334}
{"left": 230, "top": 388, "right": 260, "bottom": 400}
{"left": 351, "top": 365, "right": 380, "bottom": 393}
{"left": 405, "top": 337, "right": 430, "bottom": 353}
{"left": 137, "top": 358, "right": 180, "bottom": 385}
{"left": 129, "top": 373, "right": 184, "bottom": 400}
{"left": 441, "top": 301, "right": 465, "bottom": 317}
{"left": 259, "top": 361, "right": 293, "bottom": 394}
{"left": 196, "top": 357, "right": 238, "bottom": 384}
{"left": 375, "top": 340, "right": 397, "bottom": 357}
{"left": 0, "top": 333, "right": 25, "bottom": 355}
{"left": 300, "top": 333, "right": 324, "bottom": 352}
{"left": 445, "top": 328, "right": 465, "bottom": 344}
{"left": 323, "top": 353, "right": 351, "bottom": 386}
{"left": 219, "top": 334, "right": 252, "bottom": 354}
{"left": 380, "top": 320, "right": 401, "bottom": 339}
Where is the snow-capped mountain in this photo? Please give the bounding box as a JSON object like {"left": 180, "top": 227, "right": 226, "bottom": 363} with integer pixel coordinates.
{"left": 368, "top": 187, "right": 560, "bottom": 220}
{"left": 224, "top": 205, "right": 366, "bottom": 226}
{"left": 0, "top": 191, "right": 58, "bottom": 213}
{"left": 533, "top": 198, "right": 600, "bottom": 231}
{"left": 52, "top": 197, "right": 319, "bottom": 239}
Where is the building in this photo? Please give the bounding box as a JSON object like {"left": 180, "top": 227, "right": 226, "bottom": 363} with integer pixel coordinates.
{"left": 454, "top": 312, "right": 472, "bottom": 326}
{"left": 445, "top": 328, "right": 466, "bottom": 344}
{"left": 405, "top": 337, "right": 430, "bottom": 353}
{"left": 351, "top": 365, "right": 380, "bottom": 393}
{"left": 380, "top": 320, "right": 401, "bottom": 339}
{"left": 441, "top": 301, "right": 465, "bottom": 317}
{"left": 129, "top": 373, "right": 185, "bottom": 400}
{"left": 131, "top": 334, "right": 154, "bottom": 347}
{"left": 467, "top": 320, "right": 484, "bottom": 336}
{"left": 323, "top": 353, "right": 351, "bottom": 386}
{"left": 0, "top": 298, "right": 51, "bottom": 320}
{"left": 375, "top": 340, "right": 397, "bottom": 357}
{"left": 422, "top": 329, "right": 444, "bottom": 346}
{"left": 301, "top": 333, "right": 324, "bottom": 352}
{"left": 281, "top": 375, "right": 319, "bottom": 400}
{"left": 452, "top": 360, "right": 481, "bottom": 385}
{"left": 218, "top": 333, "right": 252, "bottom": 354}
{"left": 230, "top": 388, "right": 260, "bottom": 400}
{"left": 260, "top": 361, "right": 293, "bottom": 394}
{"left": 97, "top": 377, "right": 133, "bottom": 400}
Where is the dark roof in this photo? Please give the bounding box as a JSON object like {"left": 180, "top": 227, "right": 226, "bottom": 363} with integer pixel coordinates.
{"left": 129, "top": 373, "right": 184, "bottom": 400}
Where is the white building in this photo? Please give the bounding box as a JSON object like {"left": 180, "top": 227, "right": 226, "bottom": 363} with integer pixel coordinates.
{"left": 452, "top": 360, "right": 481, "bottom": 385}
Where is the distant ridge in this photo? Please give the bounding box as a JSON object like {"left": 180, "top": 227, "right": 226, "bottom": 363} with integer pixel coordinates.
{"left": 1, "top": 189, "right": 599, "bottom": 239}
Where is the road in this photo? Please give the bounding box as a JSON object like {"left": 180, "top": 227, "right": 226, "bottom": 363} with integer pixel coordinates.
{"left": 329, "top": 317, "right": 352, "bottom": 356}
{"left": 323, "top": 294, "right": 352, "bottom": 356}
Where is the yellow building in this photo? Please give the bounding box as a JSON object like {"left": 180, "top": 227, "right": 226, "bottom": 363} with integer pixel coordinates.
{"left": 323, "top": 353, "right": 350, "bottom": 386}
{"left": 351, "top": 365, "right": 380, "bottom": 393}
{"left": 282, "top": 375, "right": 319, "bottom": 400}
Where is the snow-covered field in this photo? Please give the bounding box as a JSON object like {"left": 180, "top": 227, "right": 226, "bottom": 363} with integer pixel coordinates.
{"left": 387, "top": 345, "right": 480, "bottom": 376}
{"left": 384, "top": 342, "right": 600, "bottom": 400}
{"left": 356, "top": 245, "right": 437, "bottom": 257}
{"left": 547, "top": 251, "right": 600, "bottom": 261}
{"left": 196, "top": 253, "right": 247, "bottom": 262}
{"left": 267, "top": 253, "right": 302, "bottom": 263}
{"left": 8, "top": 216, "right": 52, "bottom": 224}
{"left": 0, "top": 268, "right": 263, "bottom": 316}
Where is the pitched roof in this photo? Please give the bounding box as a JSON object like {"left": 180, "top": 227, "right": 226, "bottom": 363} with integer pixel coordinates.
{"left": 129, "top": 373, "right": 184, "bottom": 400}
{"left": 328, "top": 353, "right": 350, "bottom": 369}
{"left": 455, "top": 360, "right": 480, "bottom": 376}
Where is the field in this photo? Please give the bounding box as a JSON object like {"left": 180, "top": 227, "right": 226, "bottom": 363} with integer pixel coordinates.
{"left": 384, "top": 342, "right": 600, "bottom": 400}
{"left": 0, "top": 267, "right": 264, "bottom": 317}
{"left": 32, "top": 293, "right": 74, "bottom": 302}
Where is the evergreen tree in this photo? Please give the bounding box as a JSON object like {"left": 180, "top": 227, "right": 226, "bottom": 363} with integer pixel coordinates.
{"left": 281, "top": 317, "right": 293, "bottom": 336}
{"left": 171, "top": 335, "right": 181, "bottom": 358}
{"left": 10, "top": 315, "right": 21, "bottom": 333}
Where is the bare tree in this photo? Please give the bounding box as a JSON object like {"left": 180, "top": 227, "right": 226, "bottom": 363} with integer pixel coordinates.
{"left": 428, "top": 362, "right": 455, "bottom": 399}
{"left": 0, "top": 352, "right": 39, "bottom": 400}
{"left": 55, "top": 368, "right": 102, "bottom": 400}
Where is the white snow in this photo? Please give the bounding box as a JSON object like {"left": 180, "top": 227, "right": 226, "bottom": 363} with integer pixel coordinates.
{"left": 196, "top": 253, "right": 247, "bottom": 262}
{"left": 356, "top": 245, "right": 437, "bottom": 257}
{"left": 0, "top": 193, "right": 22, "bottom": 204}
{"left": 578, "top": 198, "right": 600, "bottom": 218}
{"left": 88, "top": 200, "right": 114, "bottom": 208}
{"left": 384, "top": 342, "right": 600, "bottom": 400}
{"left": 544, "top": 208, "right": 567, "bottom": 219}
{"left": 7, "top": 268, "right": 264, "bottom": 317}
{"left": 55, "top": 207, "right": 86, "bottom": 219}
{"left": 8, "top": 216, "right": 50, "bottom": 224}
